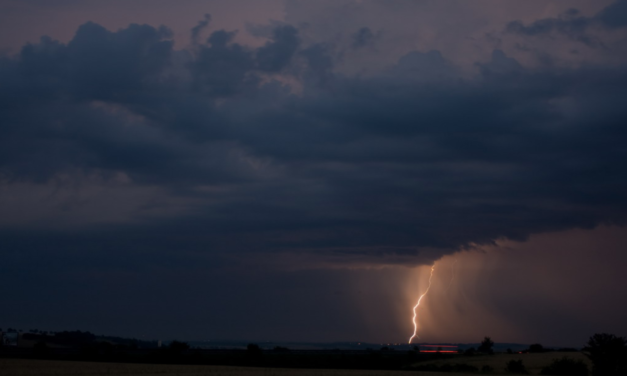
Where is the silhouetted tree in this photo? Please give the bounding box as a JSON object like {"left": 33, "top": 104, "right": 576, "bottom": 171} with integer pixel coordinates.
{"left": 167, "top": 340, "right": 190, "bottom": 356}
{"left": 54, "top": 330, "right": 96, "bottom": 346}
{"left": 33, "top": 341, "right": 50, "bottom": 357}
{"left": 129, "top": 339, "right": 139, "bottom": 350}
{"left": 482, "top": 364, "right": 494, "bottom": 373}
{"left": 583, "top": 333, "right": 627, "bottom": 376}
{"left": 557, "top": 347, "right": 578, "bottom": 352}
{"left": 247, "top": 343, "right": 262, "bottom": 357}
{"left": 528, "top": 343, "right": 545, "bottom": 353}
{"left": 506, "top": 359, "right": 529, "bottom": 374}
{"left": 98, "top": 341, "right": 115, "bottom": 356}
{"left": 540, "top": 357, "right": 588, "bottom": 376}
{"left": 479, "top": 337, "right": 494, "bottom": 354}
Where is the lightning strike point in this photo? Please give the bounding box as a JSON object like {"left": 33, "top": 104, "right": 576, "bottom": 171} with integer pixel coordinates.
{"left": 409, "top": 264, "right": 436, "bottom": 344}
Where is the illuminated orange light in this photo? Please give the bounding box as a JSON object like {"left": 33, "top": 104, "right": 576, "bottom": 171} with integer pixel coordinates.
{"left": 408, "top": 264, "right": 436, "bottom": 344}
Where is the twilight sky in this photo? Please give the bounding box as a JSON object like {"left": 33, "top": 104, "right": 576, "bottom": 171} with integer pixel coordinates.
{"left": 1, "top": 0, "right": 627, "bottom": 347}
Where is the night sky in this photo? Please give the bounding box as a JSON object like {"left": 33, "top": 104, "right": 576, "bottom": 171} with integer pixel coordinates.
{"left": 1, "top": 0, "right": 627, "bottom": 347}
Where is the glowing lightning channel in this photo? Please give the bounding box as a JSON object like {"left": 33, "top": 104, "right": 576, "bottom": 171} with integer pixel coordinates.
{"left": 409, "top": 264, "right": 436, "bottom": 344}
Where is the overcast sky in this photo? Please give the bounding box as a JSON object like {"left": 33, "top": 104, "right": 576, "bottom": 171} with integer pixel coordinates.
{"left": 1, "top": 0, "right": 627, "bottom": 347}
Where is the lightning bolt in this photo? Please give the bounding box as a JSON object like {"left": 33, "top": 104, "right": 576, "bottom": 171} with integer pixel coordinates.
{"left": 409, "top": 264, "right": 436, "bottom": 344}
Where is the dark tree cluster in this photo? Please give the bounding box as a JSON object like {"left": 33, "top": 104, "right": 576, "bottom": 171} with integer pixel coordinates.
{"left": 527, "top": 343, "right": 546, "bottom": 353}
{"left": 541, "top": 357, "right": 589, "bottom": 376}
{"left": 478, "top": 337, "right": 494, "bottom": 354}
{"left": 584, "top": 333, "right": 627, "bottom": 376}
{"left": 506, "top": 359, "right": 529, "bottom": 374}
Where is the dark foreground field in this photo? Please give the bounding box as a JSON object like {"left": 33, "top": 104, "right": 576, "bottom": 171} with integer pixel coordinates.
{"left": 411, "top": 351, "right": 591, "bottom": 374}
{"left": 0, "top": 352, "right": 591, "bottom": 376}
{"left": 0, "top": 358, "right": 437, "bottom": 376}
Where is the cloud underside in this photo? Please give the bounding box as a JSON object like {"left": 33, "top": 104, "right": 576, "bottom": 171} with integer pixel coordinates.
{"left": 1, "top": 7, "right": 627, "bottom": 267}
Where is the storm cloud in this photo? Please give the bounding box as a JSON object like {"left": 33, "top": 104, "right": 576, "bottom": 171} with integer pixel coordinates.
{"left": 3, "top": 12, "right": 627, "bottom": 257}
{"left": 506, "top": 1, "right": 627, "bottom": 48}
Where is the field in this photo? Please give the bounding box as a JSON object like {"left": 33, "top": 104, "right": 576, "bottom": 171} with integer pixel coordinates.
{"left": 0, "top": 358, "right": 440, "bottom": 376}
{"left": 0, "top": 352, "right": 590, "bottom": 375}
{"left": 412, "top": 351, "right": 591, "bottom": 374}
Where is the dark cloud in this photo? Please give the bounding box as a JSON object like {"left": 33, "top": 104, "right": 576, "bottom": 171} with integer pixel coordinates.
{"left": 596, "top": 0, "right": 627, "bottom": 29}
{"left": 299, "top": 43, "right": 334, "bottom": 81}
{"left": 2, "top": 20, "right": 627, "bottom": 263}
{"left": 191, "top": 29, "right": 256, "bottom": 97}
{"left": 256, "top": 25, "right": 300, "bottom": 72}
{"left": 506, "top": 10, "right": 599, "bottom": 47}
{"left": 352, "top": 27, "right": 376, "bottom": 49}
{"left": 191, "top": 13, "right": 212, "bottom": 45}
{"left": 1, "top": 3, "right": 627, "bottom": 345}
{"left": 478, "top": 50, "right": 522, "bottom": 75}
{"left": 67, "top": 22, "right": 173, "bottom": 99}
{"left": 389, "top": 49, "right": 457, "bottom": 80}
{"left": 506, "top": 0, "right": 627, "bottom": 46}
{"left": 12, "top": 21, "right": 174, "bottom": 107}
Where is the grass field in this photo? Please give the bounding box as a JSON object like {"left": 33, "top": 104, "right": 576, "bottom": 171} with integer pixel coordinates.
{"left": 412, "top": 351, "right": 591, "bottom": 375}
{"left": 0, "top": 352, "right": 590, "bottom": 375}
{"left": 0, "top": 358, "right": 444, "bottom": 376}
